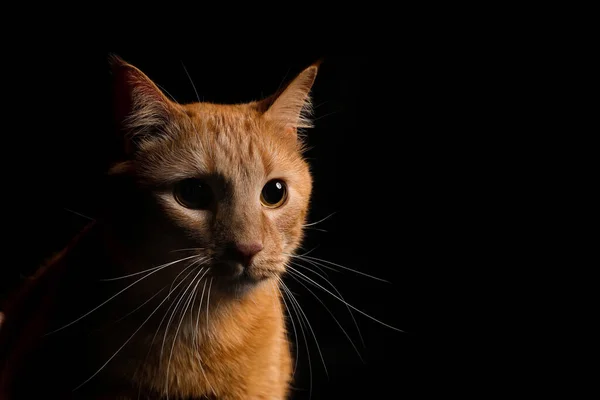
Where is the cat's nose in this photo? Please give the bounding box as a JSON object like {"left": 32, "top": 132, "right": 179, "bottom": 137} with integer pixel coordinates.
{"left": 224, "top": 241, "right": 264, "bottom": 268}
{"left": 235, "top": 242, "right": 264, "bottom": 264}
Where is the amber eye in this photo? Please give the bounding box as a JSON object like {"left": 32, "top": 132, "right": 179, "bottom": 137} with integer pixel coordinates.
{"left": 173, "top": 179, "right": 213, "bottom": 209}
{"left": 260, "top": 179, "right": 287, "bottom": 208}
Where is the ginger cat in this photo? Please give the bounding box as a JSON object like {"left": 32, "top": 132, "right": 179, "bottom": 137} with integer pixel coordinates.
{"left": 0, "top": 56, "right": 318, "bottom": 399}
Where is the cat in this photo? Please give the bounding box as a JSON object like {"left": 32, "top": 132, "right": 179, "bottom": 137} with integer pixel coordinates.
{"left": 0, "top": 55, "right": 318, "bottom": 399}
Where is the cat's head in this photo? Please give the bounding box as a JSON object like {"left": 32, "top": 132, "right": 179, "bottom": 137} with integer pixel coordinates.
{"left": 105, "top": 57, "right": 317, "bottom": 294}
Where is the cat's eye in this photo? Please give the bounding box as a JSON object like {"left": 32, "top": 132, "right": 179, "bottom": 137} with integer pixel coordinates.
{"left": 260, "top": 179, "right": 288, "bottom": 208}
{"left": 173, "top": 178, "right": 213, "bottom": 210}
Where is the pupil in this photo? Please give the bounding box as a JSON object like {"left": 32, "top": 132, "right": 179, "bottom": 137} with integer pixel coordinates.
{"left": 186, "top": 183, "right": 200, "bottom": 197}
{"left": 175, "top": 179, "right": 212, "bottom": 209}
{"left": 264, "top": 180, "right": 284, "bottom": 204}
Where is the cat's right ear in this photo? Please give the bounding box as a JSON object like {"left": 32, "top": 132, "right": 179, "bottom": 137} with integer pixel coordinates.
{"left": 109, "top": 55, "right": 176, "bottom": 155}
{"left": 260, "top": 62, "right": 319, "bottom": 137}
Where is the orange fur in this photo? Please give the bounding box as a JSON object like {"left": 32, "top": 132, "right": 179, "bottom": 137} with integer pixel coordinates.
{"left": 0, "top": 57, "right": 319, "bottom": 399}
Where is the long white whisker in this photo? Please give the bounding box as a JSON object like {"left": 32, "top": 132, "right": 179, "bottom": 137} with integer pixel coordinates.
{"left": 304, "top": 227, "right": 329, "bottom": 232}
{"left": 181, "top": 61, "right": 201, "bottom": 103}
{"left": 161, "top": 267, "right": 204, "bottom": 359}
{"left": 168, "top": 257, "right": 206, "bottom": 295}
{"left": 186, "top": 268, "right": 213, "bottom": 390}
{"left": 312, "top": 110, "right": 340, "bottom": 122}
{"left": 287, "top": 272, "right": 363, "bottom": 362}
{"left": 137, "top": 266, "right": 200, "bottom": 399}
{"left": 100, "top": 254, "right": 200, "bottom": 282}
{"left": 277, "top": 280, "right": 300, "bottom": 376}
{"left": 149, "top": 270, "right": 195, "bottom": 352}
{"left": 188, "top": 274, "right": 201, "bottom": 328}
{"left": 150, "top": 272, "right": 193, "bottom": 346}
{"left": 72, "top": 268, "right": 193, "bottom": 392}
{"left": 155, "top": 83, "right": 179, "bottom": 104}
{"left": 166, "top": 266, "right": 205, "bottom": 399}
{"left": 285, "top": 252, "right": 335, "bottom": 277}
{"left": 142, "top": 267, "right": 194, "bottom": 368}
{"left": 289, "top": 255, "right": 332, "bottom": 278}
{"left": 46, "top": 255, "right": 199, "bottom": 335}
{"left": 205, "top": 278, "right": 213, "bottom": 330}
{"left": 169, "top": 248, "right": 205, "bottom": 253}
{"left": 279, "top": 279, "right": 313, "bottom": 399}
{"left": 303, "top": 212, "right": 337, "bottom": 227}
{"left": 111, "top": 286, "right": 167, "bottom": 325}
{"left": 281, "top": 278, "right": 327, "bottom": 377}
{"left": 290, "top": 260, "right": 365, "bottom": 348}
{"left": 292, "top": 247, "right": 320, "bottom": 258}
{"left": 63, "top": 207, "right": 96, "bottom": 221}
{"left": 193, "top": 273, "right": 215, "bottom": 393}
{"left": 296, "top": 254, "right": 390, "bottom": 283}
{"left": 287, "top": 266, "right": 403, "bottom": 332}
{"left": 195, "top": 279, "right": 207, "bottom": 350}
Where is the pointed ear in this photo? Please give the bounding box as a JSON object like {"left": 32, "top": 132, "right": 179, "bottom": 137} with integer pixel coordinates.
{"left": 109, "top": 55, "right": 176, "bottom": 152}
{"left": 262, "top": 63, "right": 319, "bottom": 134}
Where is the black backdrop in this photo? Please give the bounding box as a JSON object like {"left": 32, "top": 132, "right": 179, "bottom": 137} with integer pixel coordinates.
{"left": 1, "top": 49, "right": 475, "bottom": 399}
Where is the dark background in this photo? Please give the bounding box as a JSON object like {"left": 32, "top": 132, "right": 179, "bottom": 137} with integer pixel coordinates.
{"left": 1, "top": 49, "right": 476, "bottom": 398}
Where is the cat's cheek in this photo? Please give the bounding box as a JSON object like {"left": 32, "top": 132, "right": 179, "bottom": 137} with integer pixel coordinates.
{"left": 267, "top": 193, "right": 306, "bottom": 253}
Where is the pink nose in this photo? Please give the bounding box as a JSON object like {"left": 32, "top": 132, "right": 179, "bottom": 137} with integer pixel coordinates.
{"left": 224, "top": 241, "right": 264, "bottom": 268}
{"left": 235, "top": 242, "right": 264, "bottom": 260}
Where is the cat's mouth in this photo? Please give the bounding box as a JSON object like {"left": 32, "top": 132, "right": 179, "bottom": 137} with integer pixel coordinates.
{"left": 206, "top": 260, "right": 272, "bottom": 296}
{"left": 211, "top": 260, "right": 249, "bottom": 280}
{"left": 210, "top": 259, "right": 280, "bottom": 284}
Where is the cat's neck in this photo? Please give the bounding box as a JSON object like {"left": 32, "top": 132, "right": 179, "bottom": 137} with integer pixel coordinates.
{"left": 129, "top": 277, "right": 288, "bottom": 399}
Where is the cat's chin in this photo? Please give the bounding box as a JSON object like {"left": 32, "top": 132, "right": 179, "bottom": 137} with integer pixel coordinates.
{"left": 210, "top": 261, "right": 278, "bottom": 295}
{"left": 215, "top": 270, "right": 267, "bottom": 297}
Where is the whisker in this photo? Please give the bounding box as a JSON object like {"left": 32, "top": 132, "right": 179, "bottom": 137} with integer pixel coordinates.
{"left": 168, "top": 257, "right": 207, "bottom": 295}
{"left": 72, "top": 268, "right": 193, "bottom": 392}
{"left": 100, "top": 254, "right": 200, "bottom": 281}
{"left": 295, "top": 254, "right": 390, "bottom": 283}
{"left": 312, "top": 110, "right": 340, "bottom": 122}
{"left": 275, "top": 67, "right": 292, "bottom": 98}
{"left": 161, "top": 267, "right": 205, "bottom": 359}
{"left": 293, "top": 247, "right": 320, "bottom": 258}
{"left": 166, "top": 266, "right": 206, "bottom": 398}
{"left": 287, "top": 272, "right": 363, "bottom": 362}
{"left": 195, "top": 279, "right": 207, "bottom": 351}
{"left": 303, "top": 212, "right": 337, "bottom": 227}
{"left": 279, "top": 279, "right": 313, "bottom": 399}
{"left": 63, "top": 207, "right": 96, "bottom": 221}
{"left": 281, "top": 279, "right": 328, "bottom": 377}
{"left": 287, "top": 266, "right": 403, "bottom": 333}
{"left": 288, "top": 255, "right": 332, "bottom": 278}
{"left": 304, "top": 227, "right": 329, "bottom": 233}
{"left": 181, "top": 61, "right": 202, "bottom": 103}
{"left": 206, "top": 278, "right": 213, "bottom": 329}
{"left": 193, "top": 273, "right": 214, "bottom": 393}
{"left": 137, "top": 266, "right": 200, "bottom": 399}
{"left": 313, "top": 100, "right": 332, "bottom": 110}
{"left": 149, "top": 269, "right": 196, "bottom": 349}
{"left": 155, "top": 83, "right": 179, "bottom": 104}
{"left": 290, "top": 260, "right": 365, "bottom": 347}
{"left": 188, "top": 275, "right": 201, "bottom": 327}
{"left": 169, "top": 248, "right": 205, "bottom": 253}
{"left": 46, "top": 255, "right": 200, "bottom": 335}
{"left": 111, "top": 286, "right": 167, "bottom": 325}
{"left": 144, "top": 267, "right": 196, "bottom": 364}
{"left": 171, "top": 257, "right": 208, "bottom": 294}
{"left": 276, "top": 281, "right": 300, "bottom": 376}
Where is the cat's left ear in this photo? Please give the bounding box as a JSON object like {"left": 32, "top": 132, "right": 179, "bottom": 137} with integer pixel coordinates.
{"left": 261, "top": 62, "right": 319, "bottom": 135}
